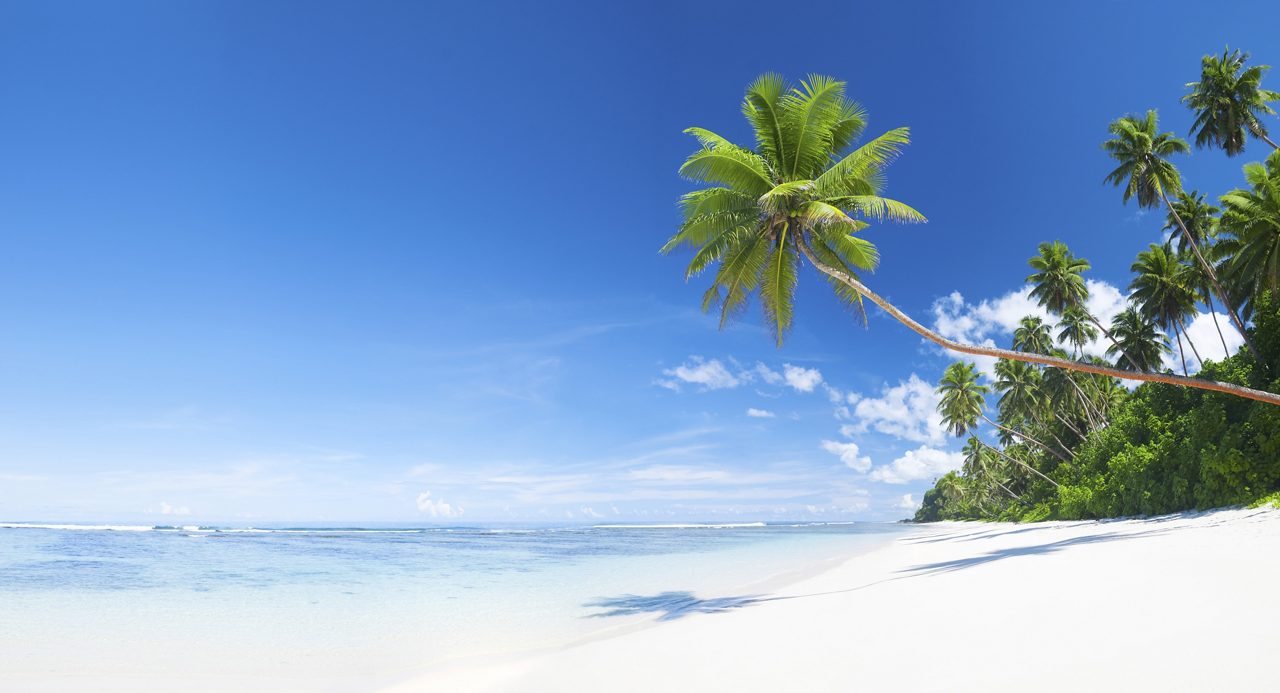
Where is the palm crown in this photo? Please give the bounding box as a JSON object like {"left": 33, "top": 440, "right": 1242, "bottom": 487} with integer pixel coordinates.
{"left": 1218, "top": 150, "right": 1280, "bottom": 320}
{"left": 1182, "top": 48, "right": 1280, "bottom": 156}
{"left": 1163, "top": 191, "right": 1220, "bottom": 256}
{"left": 1103, "top": 110, "right": 1190, "bottom": 209}
{"left": 1027, "top": 241, "right": 1090, "bottom": 315}
{"left": 936, "top": 361, "right": 988, "bottom": 438}
{"left": 1107, "top": 307, "right": 1170, "bottom": 372}
{"left": 662, "top": 74, "right": 925, "bottom": 344}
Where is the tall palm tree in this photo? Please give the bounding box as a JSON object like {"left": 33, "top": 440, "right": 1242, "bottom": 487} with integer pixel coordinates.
{"left": 992, "top": 359, "right": 1073, "bottom": 461}
{"left": 1027, "top": 241, "right": 1139, "bottom": 369}
{"left": 1165, "top": 191, "right": 1231, "bottom": 355}
{"left": 1057, "top": 305, "right": 1099, "bottom": 358}
{"left": 1219, "top": 150, "right": 1280, "bottom": 322}
{"left": 1108, "top": 307, "right": 1172, "bottom": 372}
{"left": 960, "top": 436, "right": 1021, "bottom": 504}
{"left": 1183, "top": 48, "right": 1280, "bottom": 155}
{"left": 1041, "top": 362, "right": 1095, "bottom": 436}
{"left": 1102, "top": 110, "right": 1260, "bottom": 363}
{"left": 1130, "top": 245, "right": 1200, "bottom": 374}
{"left": 936, "top": 362, "right": 1059, "bottom": 487}
{"left": 1012, "top": 316, "right": 1055, "bottom": 355}
{"left": 1164, "top": 191, "right": 1220, "bottom": 255}
{"left": 667, "top": 74, "right": 1280, "bottom": 405}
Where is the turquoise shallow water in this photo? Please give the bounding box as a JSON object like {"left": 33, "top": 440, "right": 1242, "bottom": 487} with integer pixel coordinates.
{"left": 0, "top": 521, "right": 913, "bottom": 682}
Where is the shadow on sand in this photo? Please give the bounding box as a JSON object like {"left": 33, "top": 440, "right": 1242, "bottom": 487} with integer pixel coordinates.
{"left": 584, "top": 591, "right": 767, "bottom": 621}
{"left": 585, "top": 524, "right": 1185, "bottom": 621}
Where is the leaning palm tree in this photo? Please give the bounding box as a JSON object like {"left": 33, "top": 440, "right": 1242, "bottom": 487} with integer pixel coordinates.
{"left": 1027, "top": 241, "right": 1140, "bottom": 369}
{"left": 936, "top": 362, "right": 1059, "bottom": 487}
{"left": 1130, "top": 244, "right": 1202, "bottom": 375}
{"left": 1218, "top": 150, "right": 1280, "bottom": 322}
{"left": 1102, "top": 110, "right": 1260, "bottom": 363}
{"left": 1183, "top": 48, "right": 1280, "bottom": 155}
{"left": 662, "top": 74, "right": 921, "bottom": 344}
{"left": 1108, "top": 307, "right": 1172, "bottom": 372}
{"left": 1165, "top": 191, "right": 1231, "bottom": 355}
{"left": 666, "top": 74, "right": 1280, "bottom": 405}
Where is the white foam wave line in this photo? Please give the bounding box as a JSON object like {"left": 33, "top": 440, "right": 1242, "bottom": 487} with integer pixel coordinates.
{"left": 591, "top": 522, "right": 768, "bottom": 529}
{"left": 0, "top": 523, "right": 153, "bottom": 532}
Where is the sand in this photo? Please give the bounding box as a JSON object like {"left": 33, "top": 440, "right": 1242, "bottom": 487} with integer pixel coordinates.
{"left": 386, "top": 506, "right": 1280, "bottom": 692}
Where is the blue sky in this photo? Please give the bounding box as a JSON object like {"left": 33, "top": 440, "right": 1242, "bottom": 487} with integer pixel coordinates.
{"left": 2, "top": 1, "right": 1278, "bottom": 523}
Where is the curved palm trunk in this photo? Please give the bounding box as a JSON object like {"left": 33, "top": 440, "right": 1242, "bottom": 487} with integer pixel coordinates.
{"left": 793, "top": 234, "right": 1280, "bottom": 406}
{"left": 1174, "top": 323, "right": 1189, "bottom": 376}
{"left": 981, "top": 441, "right": 1060, "bottom": 488}
{"left": 1160, "top": 189, "right": 1263, "bottom": 367}
{"left": 981, "top": 414, "right": 1070, "bottom": 463}
{"left": 1205, "top": 292, "right": 1230, "bottom": 356}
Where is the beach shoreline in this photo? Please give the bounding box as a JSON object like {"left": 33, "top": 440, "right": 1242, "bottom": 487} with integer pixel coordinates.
{"left": 385, "top": 506, "right": 1280, "bottom": 692}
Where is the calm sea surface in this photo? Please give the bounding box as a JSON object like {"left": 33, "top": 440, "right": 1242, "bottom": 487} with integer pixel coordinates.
{"left": 0, "top": 521, "right": 914, "bottom": 684}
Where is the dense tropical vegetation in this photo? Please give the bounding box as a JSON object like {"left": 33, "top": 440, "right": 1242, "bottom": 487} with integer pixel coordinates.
{"left": 665, "top": 50, "right": 1280, "bottom": 521}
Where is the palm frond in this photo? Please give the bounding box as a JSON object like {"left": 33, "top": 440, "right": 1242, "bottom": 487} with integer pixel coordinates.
{"left": 758, "top": 180, "right": 814, "bottom": 214}
{"left": 833, "top": 195, "right": 927, "bottom": 223}
{"left": 813, "top": 127, "right": 911, "bottom": 197}
{"left": 742, "top": 73, "right": 788, "bottom": 171}
{"left": 779, "top": 75, "right": 846, "bottom": 178}
{"left": 682, "top": 223, "right": 757, "bottom": 278}
{"left": 708, "top": 230, "right": 769, "bottom": 327}
{"left": 759, "top": 230, "right": 799, "bottom": 345}
{"left": 679, "top": 146, "right": 774, "bottom": 196}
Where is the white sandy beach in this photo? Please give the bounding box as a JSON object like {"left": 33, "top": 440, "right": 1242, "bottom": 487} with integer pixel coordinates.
{"left": 388, "top": 506, "right": 1280, "bottom": 693}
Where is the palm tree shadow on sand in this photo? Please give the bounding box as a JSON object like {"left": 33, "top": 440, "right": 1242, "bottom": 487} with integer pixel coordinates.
{"left": 584, "top": 591, "right": 769, "bottom": 622}
{"left": 585, "top": 527, "right": 1176, "bottom": 622}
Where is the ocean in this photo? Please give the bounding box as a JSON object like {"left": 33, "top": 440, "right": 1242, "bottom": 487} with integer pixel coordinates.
{"left": 0, "top": 521, "right": 913, "bottom": 687}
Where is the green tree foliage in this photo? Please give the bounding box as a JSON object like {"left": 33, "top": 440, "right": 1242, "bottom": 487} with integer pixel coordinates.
{"left": 1219, "top": 150, "right": 1280, "bottom": 322}
{"left": 662, "top": 74, "right": 924, "bottom": 345}
{"left": 915, "top": 292, "right": 1280, "bottom": 522}
{"left": 1182, "top": 48, "right": 1280, "bottom": 155}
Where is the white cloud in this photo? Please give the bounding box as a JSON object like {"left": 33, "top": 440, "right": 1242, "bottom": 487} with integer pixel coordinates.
{"left": 1165, "top": 311, "right": 1245, "bottom": 373}
{"left": 746, "top": 408, "right": 776, "bottom": 418}
{"left": 930, "top": 280, "right": 1129, "bottom": 377}
{"left": 820, "top": 440, "right": 872, "bottom": 473}
{"left": 159, "top": 502, "right": 190, "bottom": 516}
{"left": 842, "top": 374, "right": 946, "bottom": 445}
{"left": 869, "top": 446, "right": 964, "bottom": 484}
{"left": 580, "top": 506, "right": 604, "bottom": 519}
{"left": 658, "top": 357, "right": 741, "bottom": 391}
{"left": 782, "top": 364, "right": 823, "bottom": 392}
{"left": 895, "top": 493, "right": 921, "bottom": 511}
{"left": 416, "top": 491, "right": 462, "bottom": 518}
